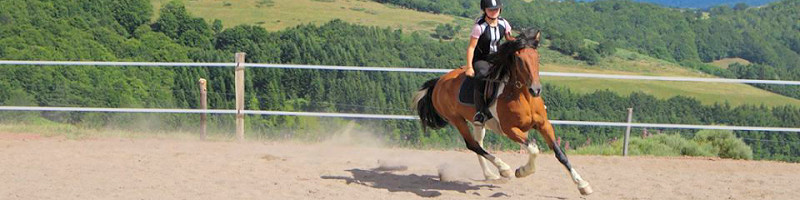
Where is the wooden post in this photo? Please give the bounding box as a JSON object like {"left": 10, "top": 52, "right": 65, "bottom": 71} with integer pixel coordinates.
{"left": 198, "top": 78, "right": 208, "bottom": 140}
{"left": 235, "top": 52, "right": 246, "bottom": 142}
{"left": 623, "top": 108, "right": 633, "bottom": 156}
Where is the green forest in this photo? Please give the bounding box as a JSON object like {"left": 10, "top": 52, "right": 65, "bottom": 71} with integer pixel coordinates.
{"left": 0, "top": 0, "right": 798, "bottom": 162}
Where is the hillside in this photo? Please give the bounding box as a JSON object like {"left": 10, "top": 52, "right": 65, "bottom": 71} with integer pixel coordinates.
{"left": 710, "top": 58, "right": 752, "bottom": 69}
{"left": 539, "top": 49, "right": 800, "bottom": 107}
{"left": 584, "top": 0, "right": 777, "bottom": 8}
{"left": 370, "top": 0, "right": 800, "bottom": 100}
{"left": 157, "top": 0, "right": 800, "bottom": 107}
{"left": 151, "top": 0, "right": 469, "bottom": 34}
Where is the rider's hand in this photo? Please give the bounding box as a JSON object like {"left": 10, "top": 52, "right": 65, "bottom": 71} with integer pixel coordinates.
{"left": 465, "top": 68, "right": 475, "bottom": 77}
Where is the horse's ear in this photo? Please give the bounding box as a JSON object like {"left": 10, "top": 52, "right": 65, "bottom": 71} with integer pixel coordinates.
{"left": 533, "top": 30, "right": 541, "bottom": 48}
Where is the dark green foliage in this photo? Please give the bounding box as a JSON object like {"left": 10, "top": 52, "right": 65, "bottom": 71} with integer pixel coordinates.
{"left": 597, "top": 40, "right": 617, "bottom": 57}
{"left": 549, "top": 31, "right": 582, "bottom": 56}
{"left": 152, "top": 0, "right": 213, "bottom": 48}
{"left": 112, "top": 0, "right": 153, "bottom": 34}
{"left": 432, "top": 23, "right": 458, "bottom": 40}
{"left": 212, "top": 19, "right": 224, "bottom": 34}
{"left": 577, "top": 46, "right": 601, "bottom": 65}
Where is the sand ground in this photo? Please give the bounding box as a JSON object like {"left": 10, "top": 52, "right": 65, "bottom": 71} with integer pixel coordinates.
{"left": 1, "top": 133, "right": 798, "bottom": 200}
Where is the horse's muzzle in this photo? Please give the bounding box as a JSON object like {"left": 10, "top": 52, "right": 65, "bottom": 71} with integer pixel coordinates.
{"left": 529, "top": 87, "right": 542, "bottom": 97}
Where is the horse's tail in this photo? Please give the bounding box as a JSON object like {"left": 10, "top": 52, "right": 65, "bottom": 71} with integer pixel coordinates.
{"left": 413, "top": 78, "right": 448, "bottom": 130}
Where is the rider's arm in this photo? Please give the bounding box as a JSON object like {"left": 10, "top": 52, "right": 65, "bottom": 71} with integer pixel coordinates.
{"left": 504, "top": 20, "right": 515, "bottom": 41}
{"left": 466, "top": 37, "right": 479, "bottom": 70}
{"left": 505, "top": 32, "right": 516, "bottom": 41}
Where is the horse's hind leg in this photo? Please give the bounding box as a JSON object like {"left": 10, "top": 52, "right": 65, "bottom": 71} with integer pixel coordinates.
{"left": 471, "top": 125, "right": 500, "bottom": 180}
{"left": 450, "top": 118, "right": 513, "bottom": 178}
{"left": 537, "top": 121, "right": 593, "bottom": 195}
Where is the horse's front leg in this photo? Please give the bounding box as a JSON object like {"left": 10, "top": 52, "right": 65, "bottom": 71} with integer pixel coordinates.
{"left": 498, "top": 127, "right": 540, "bottom": 178}
{"left": 537, "top": 120, "right": 593, "bottom": 195}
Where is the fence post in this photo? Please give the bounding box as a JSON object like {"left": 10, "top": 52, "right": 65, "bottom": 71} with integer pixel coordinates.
{"left": 198, "top": 78, "right": 208, "bottom": 140}
{"left": 235, "top": 52, "right": 246, "bottom": 142}
{"left": 623, "top": 108, "right": 633, "bottom": 156}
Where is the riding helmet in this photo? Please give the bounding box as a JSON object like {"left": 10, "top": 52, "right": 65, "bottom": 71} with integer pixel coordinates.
{"left": 480, "top": 0, "right": 503, "bottom": 10}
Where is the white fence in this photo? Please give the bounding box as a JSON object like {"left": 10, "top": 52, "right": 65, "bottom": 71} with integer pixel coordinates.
{"left": 3, "top": 60, "right": 800, "bottom": 85}
{"left": 1, "top": 59, "right": 799, "bottom": 137}
{"left": 1, "top": 106, "right": 798, "bottom": 132}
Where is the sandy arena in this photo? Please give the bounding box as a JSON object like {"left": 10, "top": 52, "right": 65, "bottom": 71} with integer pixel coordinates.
{"left": 1, "top": 133, "right": 798, "bottom": 199}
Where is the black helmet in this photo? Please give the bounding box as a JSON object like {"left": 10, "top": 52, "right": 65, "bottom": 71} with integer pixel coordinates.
{"left": 480, "top": 0, "right": 503, "bottom": 10}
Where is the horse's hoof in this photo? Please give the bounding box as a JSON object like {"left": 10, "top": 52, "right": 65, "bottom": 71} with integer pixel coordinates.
{"left": 578, "top": 181, "right": 593, "bottom": 195}
{"left": 499, "top": 169, "right": 513, "bottom": 178}
{"left": 515, "top": 167, "right": 533, "bottom": 178}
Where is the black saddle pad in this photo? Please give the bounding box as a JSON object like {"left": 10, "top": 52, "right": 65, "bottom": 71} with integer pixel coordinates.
{"left": 458, "top": 77, "right": 480, "bottom": 105}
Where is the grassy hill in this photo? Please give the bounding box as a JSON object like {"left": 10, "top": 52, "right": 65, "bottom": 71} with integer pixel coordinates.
{"left": 539, "top": 48, "right": 800, "bottom": 107}
{"left": 151, "top": 0, "right": 800, "bottom": 107}
{"left": 151, "top": 0, "right": 470, "bottom": 34}
{"left": 709, "top": 58, "right": 752, "bottom": 69}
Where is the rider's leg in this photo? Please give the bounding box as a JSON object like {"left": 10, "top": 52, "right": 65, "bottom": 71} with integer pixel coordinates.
{"left": 472, "top": 60, "right": 491, "bottom": 125}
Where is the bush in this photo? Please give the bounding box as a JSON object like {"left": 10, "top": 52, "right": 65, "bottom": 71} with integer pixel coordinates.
{"left": 650, "top": 134, "right": 716, "bottom": 156}
{"left": 0, "top": 88, "right": 39, "bottom": 121}
{"left": 573, "top": 131, "right": 752, "bottom": 160}
{"left": 577, "top": 46, "right": 601, "bottom": 65}
{"left": 693, "top": 130, "right": 753, "bottom": 160}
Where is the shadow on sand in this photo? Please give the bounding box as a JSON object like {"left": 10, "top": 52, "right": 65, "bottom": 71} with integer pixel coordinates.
{"left": 321, "top": 168, "right": 499, "bottom": 197}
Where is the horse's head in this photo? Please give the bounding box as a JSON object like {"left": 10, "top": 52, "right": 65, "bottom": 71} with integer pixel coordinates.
{"left": 514, "top": 29, "right": 542, "bottom": 97}
{"left": 489, "top": 28, "right": 543, "bottom": 97}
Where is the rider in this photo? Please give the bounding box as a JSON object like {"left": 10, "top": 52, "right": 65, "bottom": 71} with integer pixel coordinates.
{"left": 465, "top": 0, "right": 514, "bottom": 125}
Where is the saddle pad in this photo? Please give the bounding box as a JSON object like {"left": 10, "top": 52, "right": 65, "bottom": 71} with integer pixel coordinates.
{"left": 458, "top": 77, "right": 479, "bottom": 105}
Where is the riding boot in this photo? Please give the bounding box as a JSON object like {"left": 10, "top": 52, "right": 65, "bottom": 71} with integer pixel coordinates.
{"left": 473, "top": 79, "right": 488, "bottom": 125}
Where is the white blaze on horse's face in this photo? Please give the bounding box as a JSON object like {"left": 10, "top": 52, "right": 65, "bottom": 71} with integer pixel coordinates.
{"left": 515, "top": 48, "right": 542, "bottom": 97}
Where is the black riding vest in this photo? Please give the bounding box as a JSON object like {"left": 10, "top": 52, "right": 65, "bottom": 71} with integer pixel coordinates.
{"left": 473, "top": 17, "right": 509, "bottom": 63}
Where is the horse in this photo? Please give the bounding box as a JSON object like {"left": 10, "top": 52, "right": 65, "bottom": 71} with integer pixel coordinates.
{"left": 413, "top": 29, "right": 592, "bottom": 195}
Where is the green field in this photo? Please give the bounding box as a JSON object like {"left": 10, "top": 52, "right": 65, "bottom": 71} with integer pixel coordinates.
{"left": 709, "top": 58, "right": 751, "bottom": 69}
{"left": 151, "top": 0, "right": 800, "bottom": 107}
{"left": 539, "top": 49, "right": 800, "bottom": 107}
{"left": 151, "top": 0, "right": 471, "bottom": 33}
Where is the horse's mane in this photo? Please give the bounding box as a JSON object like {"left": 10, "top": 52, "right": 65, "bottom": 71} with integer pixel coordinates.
{"left": 485, "top": 29, "right": 541, "bottom": 81}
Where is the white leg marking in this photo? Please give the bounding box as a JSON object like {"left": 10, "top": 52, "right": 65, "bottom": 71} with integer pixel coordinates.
{"left": 484, "top": 154, "right": 511, "bottom": 171}
{"left": 516, "top": 142, "right": 540, "bottom": 177}
{"left": 569, "top": 168, "right": 588, "bottom": 186}
{"left": 471, "top": 125, "right": 499, "bottom": 180}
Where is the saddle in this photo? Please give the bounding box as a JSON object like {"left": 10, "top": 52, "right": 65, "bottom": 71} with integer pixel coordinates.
{"left": 458, "top": 76, "right": 501, "bottom": 107}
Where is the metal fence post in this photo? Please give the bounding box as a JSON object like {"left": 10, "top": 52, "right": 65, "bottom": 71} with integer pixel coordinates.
{"left": 623, "top": 108, "right": 633, "bottom": 156}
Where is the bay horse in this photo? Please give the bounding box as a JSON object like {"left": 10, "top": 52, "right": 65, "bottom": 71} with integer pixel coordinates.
{"left": 413, "top": 29, "right": 592, "bottom": 195}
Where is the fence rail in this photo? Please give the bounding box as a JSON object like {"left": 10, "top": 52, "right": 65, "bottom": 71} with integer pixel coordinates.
{"left": 3, "top": 60, "right": 800, "bottom": 85}
{"left": 3, "top": 58, "right": 800, "bottom": 144}
{"left": 1, "top": 106, "right": 798, "bottom": 133}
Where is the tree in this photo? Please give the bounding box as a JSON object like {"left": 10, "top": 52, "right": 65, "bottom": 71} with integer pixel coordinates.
{"left": 550, "top": 31, "right": 582, "bottom": 56}
{"left": 733, "top": 3, "right": 749, "bottom": 11}
{"left": 152, "top": 0, "right": 213, "bottom": 44}
{"left": 212, "top": 19, "right": 224, "bottom": 34}
{"left": 112, "top": 0, "right": 153, "bottom": 35}
{"left": 433, "top": 23, "right": 457, "bottom": 40}
{"left": 597, "top": 40, "right": 617, "bottom": 57}
{"left": 577, "top": 46, "right": 601, "bottom": 65}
